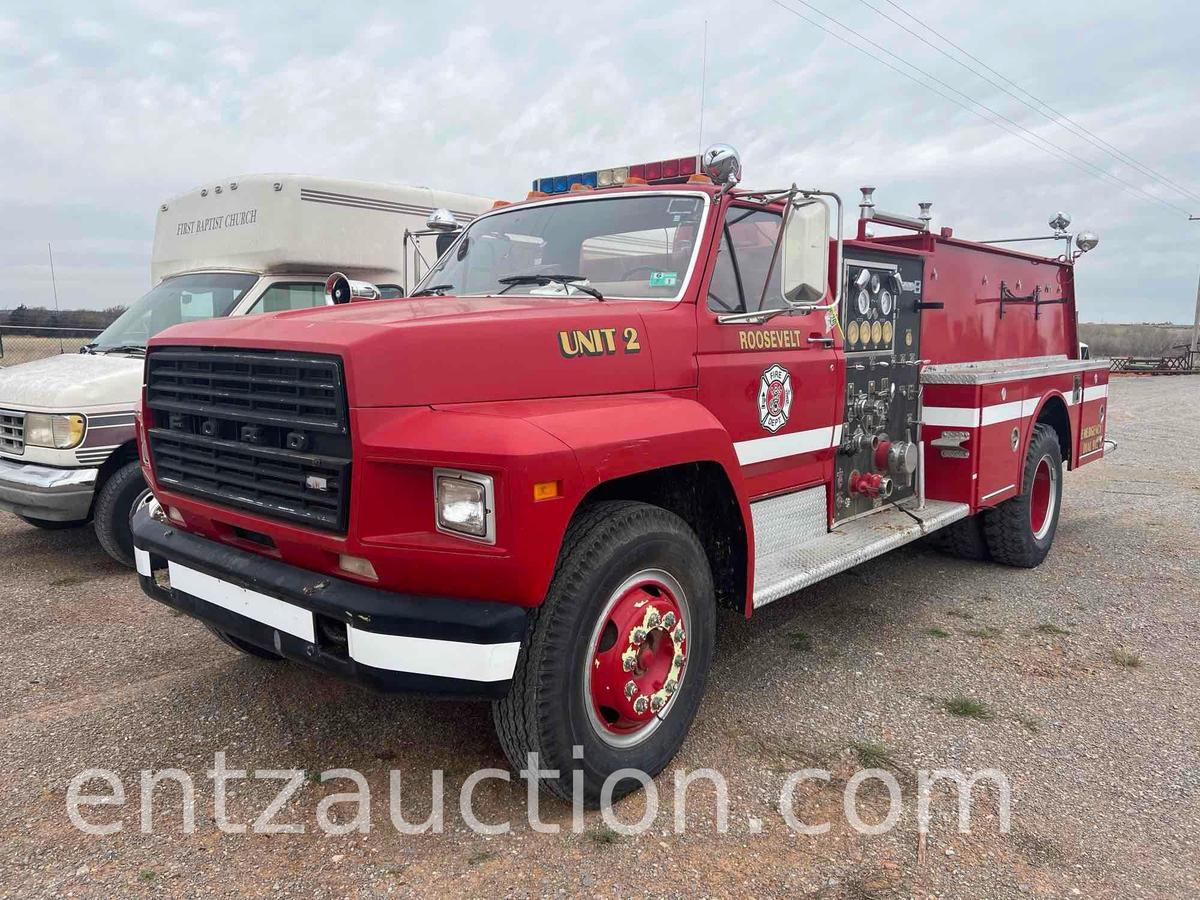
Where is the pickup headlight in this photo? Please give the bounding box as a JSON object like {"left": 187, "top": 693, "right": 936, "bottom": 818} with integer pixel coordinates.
{"left": 434, "top": 468, "right": 495, "bottom": 542}
{"left": 24, "top": 413, "right": 86, "bottom": 450}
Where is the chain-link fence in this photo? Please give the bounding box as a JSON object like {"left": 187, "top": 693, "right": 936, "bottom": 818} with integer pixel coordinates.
{"left": 0, "top": 326, "right": 103, "bottom": 367}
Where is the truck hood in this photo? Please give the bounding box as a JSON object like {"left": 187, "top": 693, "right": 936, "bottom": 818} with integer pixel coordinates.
{"left": 150, "top": 295, "right": 675, "bottom": 406}
{"left": 0, "top": 352, "right": 143, "bottom": 411}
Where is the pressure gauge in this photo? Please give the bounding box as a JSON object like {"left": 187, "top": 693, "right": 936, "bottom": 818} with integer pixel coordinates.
{"left": 878, "top": 289, "right": 894, "bottom": 316}
{"left": 847, "top": 320, "right": 860, "bottom": 346}
{"left": 869, "top": 274, "right": 882, "bottom": 294}
{"left": 856, "top": 288, "right": 871, "bottom": 316}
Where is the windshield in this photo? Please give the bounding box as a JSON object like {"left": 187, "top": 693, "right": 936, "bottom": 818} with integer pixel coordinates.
{"left": 417, "top": 194, "right": 707, "bottom": 300}
{"left": 91, "top": 273, "right": 258, "bottom": 351}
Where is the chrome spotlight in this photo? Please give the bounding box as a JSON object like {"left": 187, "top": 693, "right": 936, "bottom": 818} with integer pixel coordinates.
{"left": 1075, "top": 231, "right": 1099, "bottom": 253}
{"left": 1049, "top": 211, "right": 1072, "bottom": 234}
{"left": 701, "top": 143, "right": 742, "bottom": 186}
{"left": 426, "top": 208, "right": 458, "bottom": 232}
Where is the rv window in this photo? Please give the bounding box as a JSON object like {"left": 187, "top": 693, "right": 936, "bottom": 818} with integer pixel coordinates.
{"left": 246, "top": 282, "right": 325, "bottom": 315}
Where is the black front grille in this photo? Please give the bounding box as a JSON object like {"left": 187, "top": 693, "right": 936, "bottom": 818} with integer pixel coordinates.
{"left": 145, "top": 347, "right": 351, "bottom": 532}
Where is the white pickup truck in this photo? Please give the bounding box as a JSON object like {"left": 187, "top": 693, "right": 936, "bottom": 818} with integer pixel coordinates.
{"left": 0, "top": 175, "right": 492, "bottom": 565}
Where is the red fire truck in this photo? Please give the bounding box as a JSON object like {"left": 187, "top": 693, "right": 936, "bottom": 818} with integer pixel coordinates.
{"left": 131, "top": 145, "right": 1109, "bottom": 804}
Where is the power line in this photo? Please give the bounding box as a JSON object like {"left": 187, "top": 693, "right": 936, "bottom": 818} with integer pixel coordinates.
{"left": 871, "top": 0, "right": 1200, "bottom": 205}
{"left": 766, "top": 0, "right": 1195, "bottom": 217}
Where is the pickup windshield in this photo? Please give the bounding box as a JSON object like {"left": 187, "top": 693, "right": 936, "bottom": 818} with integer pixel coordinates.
{"left": 416, "top": 194, "right": 706, "bottom": 300}
{"left": 90, "top": 273, "right": 258, "bottom": 352}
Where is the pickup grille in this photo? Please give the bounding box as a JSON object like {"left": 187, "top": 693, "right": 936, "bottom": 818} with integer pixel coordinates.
{"left": 145, "top": 347, "right": 351, "bottom": 532}
{"left": 0, "top": 411, "right": 23, "bottom": 455}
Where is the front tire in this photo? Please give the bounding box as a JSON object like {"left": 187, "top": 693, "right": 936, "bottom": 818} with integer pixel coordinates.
{"left": 983, "top": 423, "right": 1063, "bottom": 568}
{"left": 493, "top": 501, "right": 715, "bottom": 806}
{"left": 93, "top": 461, "right": 150, "bottom": 567}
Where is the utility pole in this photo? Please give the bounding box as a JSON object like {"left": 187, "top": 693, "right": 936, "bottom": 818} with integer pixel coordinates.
{"left": 1192, "top": 217, "right": 1200, "bottom": 359}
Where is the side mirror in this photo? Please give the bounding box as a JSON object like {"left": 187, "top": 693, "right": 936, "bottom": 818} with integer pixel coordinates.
{"left": 780, "top": 198, "right": 830, "bottom": 306}
{"left": 435, "top": 232, "right": 458, "bottom": 258}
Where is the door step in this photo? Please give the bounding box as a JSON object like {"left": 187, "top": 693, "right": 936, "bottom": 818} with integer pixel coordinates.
{"left": 751, "top": 494, "right": 969, "bottom": 609}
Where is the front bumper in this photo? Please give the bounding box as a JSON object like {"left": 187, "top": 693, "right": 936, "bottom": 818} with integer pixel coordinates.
{"left": 131, "top": 510, "right": 528, "bottom": 698}
{"left": 0, "top": 457, "right": 97, "bottom": 522}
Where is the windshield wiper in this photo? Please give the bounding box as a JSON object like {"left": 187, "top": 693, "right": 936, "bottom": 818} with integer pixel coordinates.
{"left": 410, "top": 284, "right": 455, "bottom": 297}
{"left": 496, "top": 274, "right": 605, "bottom": 301}
{"left": 79, "top": 342, "right": 98, "bottom": 355}
{"left": 96, "top": 344, "right": 147, "bottom": 356}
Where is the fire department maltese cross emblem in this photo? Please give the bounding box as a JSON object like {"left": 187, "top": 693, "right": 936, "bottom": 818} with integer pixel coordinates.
{"left": 757, "top": 364, "right": 792, "bottom": 433}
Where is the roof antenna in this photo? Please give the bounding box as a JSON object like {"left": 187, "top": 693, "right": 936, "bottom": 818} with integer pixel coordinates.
{"left": 697, "top": 18, "right": 708, "bottom": 161}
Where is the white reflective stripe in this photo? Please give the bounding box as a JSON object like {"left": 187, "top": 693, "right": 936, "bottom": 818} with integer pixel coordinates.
{"left": 980, "top": 483, "right": 1016, "bottom": 501}
{"left": 134, "top": 547, "right": 152, "bottom": 577}
{"left": 921, "top": 406, "right": 980, "bottom": 428}
{"left": 346, "top": 628, "right": 520, "bottom": 682}
{"left": 1020, "top": 397, "right": 1041, "bottom": 418}
{"left": 1083, "top": 384, "right": 1109, "bottom": 402}
{"left": 168, "top": 562, "right": 316, "bottom": 643}
{"left": 734, "top": 425, "right": 838, "bottom": 465}
{"left": 980, "top": 400, "right": 1024, "bottom": 426}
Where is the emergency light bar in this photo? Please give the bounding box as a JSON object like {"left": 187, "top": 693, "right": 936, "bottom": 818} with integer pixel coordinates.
{"left": 533, "top": 155, "right": 701, "bottom": 194}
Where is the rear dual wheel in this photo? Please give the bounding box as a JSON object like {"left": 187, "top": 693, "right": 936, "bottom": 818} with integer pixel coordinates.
{"left": 983, "top": 423, "right": 1063, "bottom": 568}
{"left": 493, "top": 501, "right": 715, "bottom": 806}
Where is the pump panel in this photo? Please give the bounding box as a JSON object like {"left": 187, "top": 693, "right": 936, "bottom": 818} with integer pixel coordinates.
{"left": 835, "top": 251, "right": 925, "bottom": 522}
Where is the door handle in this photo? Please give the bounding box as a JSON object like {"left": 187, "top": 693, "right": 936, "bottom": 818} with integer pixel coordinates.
{"left": 807, "top": 336, "right": 835, "bottom": 346}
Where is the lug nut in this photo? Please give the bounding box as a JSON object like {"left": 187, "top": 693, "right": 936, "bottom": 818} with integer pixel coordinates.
{"left": 646, "top": 609, "right": 661, "bottom": 628}
{"left": 621, "top": 653, "right": 636, "bottom": 672}
{"left": 631, "top": 627, "right": 648, "bottom": 645}
{"left": 650, "top": 694, "right": 665, "bottom": 712}
{"left": 662, "top": 612, "right": 676, "bottom": 629}
{"left": 672, "top": 627, "right": 684, "bottom": 643}
{"left": 673, "top": 652, "right": 685, "bottom": 668}
{"left": 633, "top": 696, "right": 649, "bottom": 715}
{"left": 624, "top": 680, "right": 638, "bottom": 699}
{"left": 664, "top": 678, "right": 678, "bottom": 694}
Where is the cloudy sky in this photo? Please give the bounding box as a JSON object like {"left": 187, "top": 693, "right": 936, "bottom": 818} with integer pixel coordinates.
{"left": 1, "top": 0, "right": 1197, "bottom": 322}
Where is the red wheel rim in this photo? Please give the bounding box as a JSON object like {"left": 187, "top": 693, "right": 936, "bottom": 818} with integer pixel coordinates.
{"left": 1029, "top": 455, "right": 1056, "bottom": 539}
{"left": 585, "top": 570, "right": 689, "bottom": 748}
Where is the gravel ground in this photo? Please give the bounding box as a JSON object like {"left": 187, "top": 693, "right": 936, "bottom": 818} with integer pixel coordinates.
{"left": 0, "top": 376, "right": 1196, "bottom": 899}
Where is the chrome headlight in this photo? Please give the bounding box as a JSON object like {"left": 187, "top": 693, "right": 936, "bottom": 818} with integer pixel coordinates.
{"left": 24, "top": 413, "right": 86, "bottom": 449}
{"left": 434, "top": 469, "right": 495, "bottom": 542}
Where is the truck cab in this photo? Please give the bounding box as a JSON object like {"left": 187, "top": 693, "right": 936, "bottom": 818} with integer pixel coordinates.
{"left": 0, "top": 175, "right": 492, "bottom": 565}
{"left": 130, "top": 146, "right": 1109, "bottom": 805}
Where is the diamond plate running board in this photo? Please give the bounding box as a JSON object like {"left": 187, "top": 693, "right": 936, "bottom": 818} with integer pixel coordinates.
{"left": 751, "top": 498, "right": 970, "bottom": 609}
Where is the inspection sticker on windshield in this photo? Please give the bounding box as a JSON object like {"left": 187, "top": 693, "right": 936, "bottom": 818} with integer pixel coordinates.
{"left": 649, "top": 271, "right": 678, "bottom": 287}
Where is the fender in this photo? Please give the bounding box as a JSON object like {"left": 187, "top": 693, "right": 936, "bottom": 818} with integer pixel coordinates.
{"left": 1019, "top": 389, "right": 1073, "bottom": 472}
{"left": 438, "top": 391, "right": 755, "bottom": 603}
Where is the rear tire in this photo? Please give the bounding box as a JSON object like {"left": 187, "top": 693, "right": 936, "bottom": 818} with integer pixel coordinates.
{"left": 93, "top": 461, "right": 150, "bottom": 567}
{"left": 206, "top": 625, "right": 285, "bottom": 661}
{"left": 984, "top": 423, "right": 1063, "bottom": 568}
{"left": 18, "top": 515, "right": 89, "bottom": 530}
{"left": 493, "top": 501, "right": 715, "bottom": 807}
{"left": 926, "top": 514, "right": 990, "bottom": 561}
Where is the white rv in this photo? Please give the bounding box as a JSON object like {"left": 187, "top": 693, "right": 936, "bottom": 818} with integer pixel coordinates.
{"left": 0, "top": 175, "right": 492, "bottom": 566}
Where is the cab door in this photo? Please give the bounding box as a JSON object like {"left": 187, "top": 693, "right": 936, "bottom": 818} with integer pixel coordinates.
{"left": 695, "top": 201, "right": 842, "bottom": 500}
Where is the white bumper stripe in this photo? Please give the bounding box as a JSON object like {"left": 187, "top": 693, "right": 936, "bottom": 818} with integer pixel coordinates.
{"left": 346, "top": 628, "right": 520, "bottom": 682}
{"left": 169, "top": 562, "right": 316, "bottom": 643}
{"left": 161, "top": 561, "right": 520, "bottom": 682}
{"left": 734, "top": 425, "right": 838, "bottom": 465}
